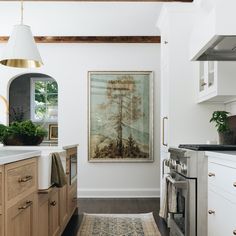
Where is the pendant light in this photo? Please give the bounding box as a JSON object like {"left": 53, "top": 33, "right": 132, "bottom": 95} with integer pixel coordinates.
{"left": 0, "top": 0, "right": 43, "bottom": 68}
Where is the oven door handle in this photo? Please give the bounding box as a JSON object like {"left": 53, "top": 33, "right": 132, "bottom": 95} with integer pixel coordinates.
{"left": 166, "top": 176, "right": 188, "bottom": 189}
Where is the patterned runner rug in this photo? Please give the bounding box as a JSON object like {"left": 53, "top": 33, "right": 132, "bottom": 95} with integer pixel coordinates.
{"left": 77, "top": 213, "right": 161, "bottom": 236}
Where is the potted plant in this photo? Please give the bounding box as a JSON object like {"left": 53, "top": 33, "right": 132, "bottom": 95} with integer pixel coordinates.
{"left": 210, "top": 111, "right": 234, "bottom": 145}
{"left": 0, "top": 120, "right": 47, "bottom": 146}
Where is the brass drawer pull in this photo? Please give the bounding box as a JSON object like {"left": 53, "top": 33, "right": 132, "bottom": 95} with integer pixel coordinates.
{"left": 18, "top": 200, "right": 32, "bottom": 210}
{"left": 233, "top": 230, "right": 236, "bottom": 235}
{"left": 233, "top": 182, "right": 236, "bottom": 187}
{"left": 208, "top": 210, "right": 215, "bottom": 215}
{"left": 208, "top": 173, "right": 215, "bottom": 177}
{"left": 50, "top": 201, "right": 57, "bottom": 206}
{"left": 18, "top": 175, "right": 33, "bottom": 183}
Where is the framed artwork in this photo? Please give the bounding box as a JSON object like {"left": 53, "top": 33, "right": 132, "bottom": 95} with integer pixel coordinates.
{"left": 49, "top": 124, "right": 58, "bottom": 140}
{"left": 88, "top": 71, "right": 153, "bottom": 162}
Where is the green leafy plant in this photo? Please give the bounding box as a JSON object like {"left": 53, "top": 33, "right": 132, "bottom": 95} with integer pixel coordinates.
{"left": 210, "top": 111, "right": 231, "bottom": 133}
{"left": 0, "top": 120, "right": 47, "bottom": 145}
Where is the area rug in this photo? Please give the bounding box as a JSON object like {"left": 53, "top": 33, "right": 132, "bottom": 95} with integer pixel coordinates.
{"left": 77, "top": 212, "right": 161, "bottom": 236}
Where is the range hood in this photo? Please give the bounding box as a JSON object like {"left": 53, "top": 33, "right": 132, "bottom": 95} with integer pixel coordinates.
{"left": 190, "top": 1, "right": 236, "bottom": 61}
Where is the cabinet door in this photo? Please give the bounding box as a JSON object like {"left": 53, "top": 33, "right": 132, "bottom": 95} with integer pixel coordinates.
{"left": 208, "top": 189, "right": 236, "bottom": 236}
{"left": 6, "top": 193, "right": 37, "bottom": 236}
{"left": 199, "top": 62, "right": 207, "bottom": 96}
{"left": 49, "top": 189, "right": 60, "bottom": 236}
{"left": 38, "top": 194, "right": 49, "bottom": 236}
{"left": 68, "top": 182, "right": 77, "bottom": 217}
{"left": 59, "top": 184, "right": 68, "bottom": 230}
{"left": 160, "top": 65, "right": 169, "bottom": 152}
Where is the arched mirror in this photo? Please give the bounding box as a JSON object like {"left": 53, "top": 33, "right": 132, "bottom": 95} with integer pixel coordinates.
{"left": 8, "top": 73, "right": 58, "bottom": 146}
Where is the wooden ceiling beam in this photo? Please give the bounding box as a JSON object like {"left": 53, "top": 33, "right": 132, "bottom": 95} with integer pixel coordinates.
{"left": 0, "top": 36, "right": 161, "bottom": 43}
{"left": 0, "top": 0, "right": 193, "bottom": 2}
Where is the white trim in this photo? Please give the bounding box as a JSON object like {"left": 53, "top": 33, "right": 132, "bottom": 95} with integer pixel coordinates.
{"left": 30, "top": 77, "right": 58, "bottom": 122}
{"left": 77, "top": 188, "right": 160, "bottom": 198}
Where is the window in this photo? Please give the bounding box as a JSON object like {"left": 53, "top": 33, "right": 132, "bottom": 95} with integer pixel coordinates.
{"left": 31, "top": 78, "right": 58, "bottom": 122}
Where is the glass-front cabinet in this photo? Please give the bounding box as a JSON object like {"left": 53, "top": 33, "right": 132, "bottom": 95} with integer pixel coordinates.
{"left": 198, "top": 61, "right": 216, "bottom": 97}
{"left": 197, "top": 61, "right": 236, "bottom": 103}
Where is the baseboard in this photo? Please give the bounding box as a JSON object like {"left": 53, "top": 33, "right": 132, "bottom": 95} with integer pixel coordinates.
{"left": 78, "top": 188, "right": 160, "bottom": 198}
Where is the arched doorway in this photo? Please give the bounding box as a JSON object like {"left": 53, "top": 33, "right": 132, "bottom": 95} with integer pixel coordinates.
{"left": 8, "top": 73, "right": 58, "bottom": 145}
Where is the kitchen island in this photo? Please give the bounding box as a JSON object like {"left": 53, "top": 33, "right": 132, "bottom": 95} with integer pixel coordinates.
{"left": 0, "top": 145, "right": 78, "bottom": 236}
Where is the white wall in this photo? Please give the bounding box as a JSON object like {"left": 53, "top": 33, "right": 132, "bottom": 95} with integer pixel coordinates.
{"left": 0, "top": 2, "right": 161, "bottom": 36}
{"left": 0, "top": 43, "right": 161, "bottom": 197}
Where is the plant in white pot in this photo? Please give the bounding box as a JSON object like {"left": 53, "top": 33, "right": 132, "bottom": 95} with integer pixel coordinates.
{"left": 210, "top": 111, "right": 234, "bottom": 145}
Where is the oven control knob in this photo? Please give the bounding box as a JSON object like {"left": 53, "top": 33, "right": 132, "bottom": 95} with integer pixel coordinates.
{"left": 181, "top": 164, "right": 187, "bottom": 174}
{"left": 172, "top": 160, "right": 177, "bottom": 169}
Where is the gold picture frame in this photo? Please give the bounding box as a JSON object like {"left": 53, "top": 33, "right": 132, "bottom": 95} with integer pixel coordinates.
{"left": 49, "top": 124, "right": 58, "bottom": 140}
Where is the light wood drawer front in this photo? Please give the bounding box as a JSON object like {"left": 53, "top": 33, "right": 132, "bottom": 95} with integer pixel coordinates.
{"left": 6, "top": 193, "right": 37, "bottom": 236}
{"left": 208, "top": 161, "right": 236, "bottom": 196}
{"left": 5, "top": 159, "right": 37, "bottom": 202}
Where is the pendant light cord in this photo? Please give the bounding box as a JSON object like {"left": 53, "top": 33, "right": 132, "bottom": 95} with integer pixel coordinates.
{"left": 20, "top": 0, "right": 23, "bottom": 24}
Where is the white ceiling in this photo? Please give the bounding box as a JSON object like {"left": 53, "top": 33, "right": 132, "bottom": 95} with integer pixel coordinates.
{"left": 0, "top": 2, "right": 164, "bottom": 36}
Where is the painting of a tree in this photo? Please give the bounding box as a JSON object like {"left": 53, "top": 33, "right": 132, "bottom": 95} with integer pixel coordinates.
{"left": 89, "top": 71, "right": 153, "bottom": 162}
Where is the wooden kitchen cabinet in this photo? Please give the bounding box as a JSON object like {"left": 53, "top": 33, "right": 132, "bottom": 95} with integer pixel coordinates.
{"left": 198, "top": 61, "right": 236, "bottom": 103}
{"left": 68, "top": 182, "right": 77, "bottom": 215}
{"left": 37, "top": 146, "right": 78, "bottom": 236}
{"left": 59, "top": 184, "right": 68, "bottom": 231}
{"left": 6, "top": 193, "right": 38, "bottom": 236}
{"left": 3, "top": 158, "right": 38, "bottom": 236}
{"left": 207, "top": 152, "right": 236, "bottom": 236}
{"left": 38, "top": 193, "right": 49, "bottom": 236}
{"left": 49, "top": 188, "right": 60, "bottom": 236}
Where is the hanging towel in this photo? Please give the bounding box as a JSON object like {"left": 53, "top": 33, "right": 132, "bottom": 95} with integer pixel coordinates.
{"left": 167, "top": 177, "right": 177, "bottom": 213}
{"left": 159, "top": 174, "right": 169, "bottom": 220}
{"left": 51, "top": 152, "right": 67, "bottom": 187}
{"left": 159, "top": 174, "right": 178, "bottom": 220}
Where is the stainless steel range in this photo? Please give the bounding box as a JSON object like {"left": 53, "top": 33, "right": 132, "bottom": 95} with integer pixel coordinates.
{"left": 163, "top": 147, "right": 208, "bottom": 236}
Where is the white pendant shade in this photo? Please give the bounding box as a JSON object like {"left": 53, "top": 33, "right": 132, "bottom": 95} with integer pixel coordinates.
{"left": 0, "top": 24, "right": 43, "bottom": 68}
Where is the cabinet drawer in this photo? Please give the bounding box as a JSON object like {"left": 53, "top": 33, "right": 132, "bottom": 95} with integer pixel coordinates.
{"left": 208, "top": 161, "right": 236, "bottom": 196}
{"left": 5, "top": 158, "right": 37, "bottom": 203}
{"left": 6, "top": 192, "right": 37, "bottom": 236}
{"left": 208, "top": 189, "right": 236, "bottom": 236}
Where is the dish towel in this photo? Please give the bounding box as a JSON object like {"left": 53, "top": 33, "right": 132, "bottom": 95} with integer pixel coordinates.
{"left": 167, "top": 176, "right": 177, "bottom": 213}
{"left": 51, "top": 152, "right": 67, "bottom": 187}
{"left": 159, "top": 174, "right": 178, "bottom": 220}
{"left": 159, "top": 174, "right": 169, "bottom": 220}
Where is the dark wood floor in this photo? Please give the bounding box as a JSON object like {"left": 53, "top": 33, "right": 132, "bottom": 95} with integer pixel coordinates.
{"left": 62, "top": 198, "right": 169, "bottom": 236}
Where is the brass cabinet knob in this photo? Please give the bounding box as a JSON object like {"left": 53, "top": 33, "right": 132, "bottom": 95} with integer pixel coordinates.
{"left": 233, "top": 182, "right": 236, "bottom": 187}
{"left": 50, "top": 201, "right": 57, "bottom": 206}
{"left": 208, "top": 173, "right": 215, "bottom": 177}
{"left": 233, "top": 230, "right": 236, "bottom": 235}
{"left": 208, "top": 210, "right": 215, "bottom": 215}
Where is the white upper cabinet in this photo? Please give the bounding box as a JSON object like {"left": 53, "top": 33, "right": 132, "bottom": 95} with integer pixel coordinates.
{"left": 197, "top": 61, "right": 236, "bottom": 103}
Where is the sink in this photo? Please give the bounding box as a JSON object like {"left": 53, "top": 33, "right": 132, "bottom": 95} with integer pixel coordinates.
{"left": 38, "top": 149, "right": 66, "bottom": 190}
